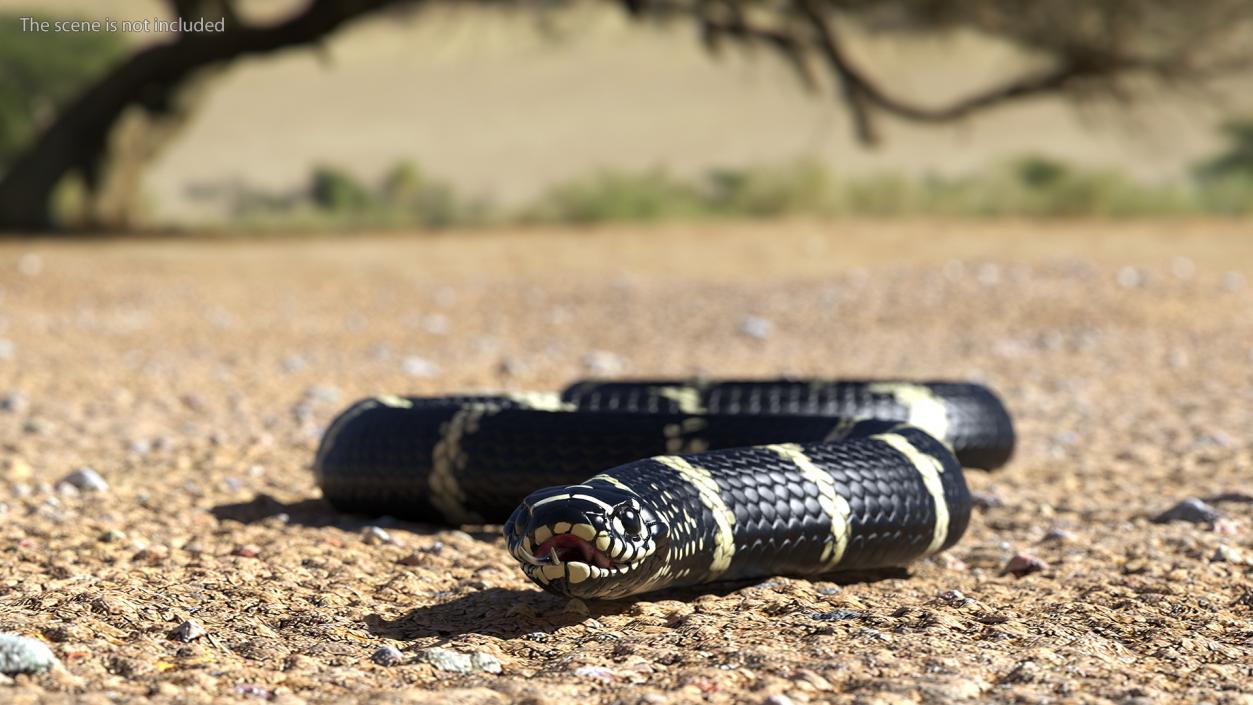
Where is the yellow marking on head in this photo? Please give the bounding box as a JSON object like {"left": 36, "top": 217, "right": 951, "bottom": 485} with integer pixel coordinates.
{"left": 541, "top": 563, "right": 565, "bottom": 580}
{"left": 767, "top": 443, "right": 852, "bottom": 568}
{"left": 588, "top": 473, "right": 636, "bottom": 494}
{"left": 873, "top": 432, "right": 951, "bottom": 554}
{"left": 566, "top": 562, "right": 591, "bottom": 583}
{"left": 553, "top": 522, "right": 572, "bottom": 535}
{"left": 572, "top": 523, "right": 597, "bottom": 541}
{"left": 654, "top": 455, "right": 735, "bottom": 577}
{"left": 867, "top": 383, "right": 951, "bottom": 447}
{"left": 533, "top": 525, "right": 553, "bottom": 545}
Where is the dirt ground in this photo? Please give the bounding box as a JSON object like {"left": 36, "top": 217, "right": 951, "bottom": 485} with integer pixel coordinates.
{"left": 0, "top": 221, "right": 1250, "bottom": 704}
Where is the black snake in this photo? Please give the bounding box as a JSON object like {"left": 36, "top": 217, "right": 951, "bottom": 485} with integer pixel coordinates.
{"left": 314, "top": 380, "right": 1014, "bottom": 599}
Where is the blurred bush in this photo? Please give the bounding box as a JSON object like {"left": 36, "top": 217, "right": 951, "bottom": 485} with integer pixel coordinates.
{"left": 522, "top": 168, "right": 705, "bottom": 224}
{"left": 0, "top": 13, "right": 127, "bottom": 170}
{"left": 217, "top": 118, "right": 1253, "bottom": 230}
{"left": 231, "top": 160, "right": 490, "bottom": 230}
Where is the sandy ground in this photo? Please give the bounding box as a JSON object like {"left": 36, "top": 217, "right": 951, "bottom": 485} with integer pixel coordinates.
{"left": 0, "top": 221, "right": 1250, "bottom": 704}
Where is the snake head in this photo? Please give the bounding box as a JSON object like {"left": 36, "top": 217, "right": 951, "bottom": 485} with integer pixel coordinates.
{"left": 504, "top": 483, "right": 669, "bottom": 599}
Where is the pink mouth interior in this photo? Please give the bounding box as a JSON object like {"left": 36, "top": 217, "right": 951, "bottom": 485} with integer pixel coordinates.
{"left": 535, "top": 534, "right": 614, "bottom": 569}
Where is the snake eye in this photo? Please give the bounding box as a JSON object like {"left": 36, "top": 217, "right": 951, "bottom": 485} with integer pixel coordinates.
{"left": 614, "top": 505, "right": 642, "bottom": 537}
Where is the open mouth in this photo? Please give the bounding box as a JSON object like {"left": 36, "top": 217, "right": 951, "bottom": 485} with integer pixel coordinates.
{"left": 535, "top": 534, "right": 614, "bottom": 569}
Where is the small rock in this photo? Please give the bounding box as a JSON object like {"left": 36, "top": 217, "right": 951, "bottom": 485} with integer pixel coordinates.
{"left": 581, "top": 350, "right": 626, "bottom": 375}
{"left": 1151, "top": 498, "right": 1221, "bottom": 525}
{"left": 1040, "top": 527, "right": 1076, "bottom": 543}
{"left": 809, "top": 609, "right": 864, "bottom": 622}
{"left": 573, "top": 665, "right": 616, "bottom": 681}
{"left": 1, "top": 457, "right": 32, "bottom": 481}
{"left": 281, "top": 354, "right": 307, "bottom": 373}
{"left": 304, "top": 385, "right": 340, "bottom": 404}
{"left": 1004, "top": 553, "right": 1049, "bottom": 578}
{"left": 563, "top": 598, "right": 590, "bottom": 616}
{"left": 0, "top": 633, "right": 58, "bottom": 675}
{"left": 970, "top": 492, "right": 1003, "bottom": 510}
{"left": 371, "top": 645, "right": 404, "bottom": 666}
{"left": 234, "top": 683, "right": 272, "bottom": 699}
{"left": 171, "top": 620, "right": 206, "bottom": 642}
{"left": 762, "top": 696, "right": 795, "bottom": 705}
{"left": 56, "top": 467, "right": 108, "bottom": 493}
{"left": 416, "top": 647, "right": 502, "bottom": 674}
{"left": 738, "top": 315, "right": 773, "bottom": 340}
{"left": 938, "top": 589, "right": 967, "bottom": 604}
{"left": 401, "top": 356, "right": 440, "bottom": 378}
{"left": 0, "top": 393, "right": 28, "bottom": 413}
{"left": 362, "top": 526, "right": 395, "bottom": 545}
{"left": 98, "top": 529, "right": 126, "bottom": 543}
{"left": 1211, "top": 545, "right": 1253, "bottom": 566}
{"left": 1116, "top": 266, "right": 1145, "bottom": 288}
{"left": 232, "top": 544, "right": 261, "bottom": 558}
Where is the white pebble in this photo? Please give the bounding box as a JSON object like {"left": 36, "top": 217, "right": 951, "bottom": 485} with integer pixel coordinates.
{"left": 738, "top": 315, "right": 773, "bottom": 340}
{"left": 57, "top": 467, "right": 108, "bottom": 493}
{"left": 0, "top": 633, "right": 57, "bottom": 675}
{"left": 402, "top": 356, "right": 440, "bottom": 378}
{"left": 581, "top": 350, "right": 626, "bottom": 375}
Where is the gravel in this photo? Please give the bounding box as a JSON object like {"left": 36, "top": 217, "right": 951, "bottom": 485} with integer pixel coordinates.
{"left": 0, "top": 224, "right": 1249, "bottom": 705}
{"left": 1151, "top": 498, "right": 1223, "bottom": 525}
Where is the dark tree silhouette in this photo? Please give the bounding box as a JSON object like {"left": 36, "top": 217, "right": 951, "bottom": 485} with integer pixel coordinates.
{"left": 2, "top": 0, "right": 1252, "bottom": 231}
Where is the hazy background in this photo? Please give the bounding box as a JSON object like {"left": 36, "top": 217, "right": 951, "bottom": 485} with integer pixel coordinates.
{"left": 5, "top": 0, "right": 1253, "bottom": 228}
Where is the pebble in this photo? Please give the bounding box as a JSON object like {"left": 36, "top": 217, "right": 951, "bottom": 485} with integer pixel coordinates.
{"left": 581, "top": 350, "right": 626, "bottom": 375}
{"left": 938, "top": 589, "right": 967, "bottom": 604}
{"left": 762, "top": 696, "right": 795, "bottom": 705}
{"left": 303, "top": 384, "right": 340, "bottom": 404}
{"left": 371, "top": 645, "right": 404, "bottom": 666}
{"left": 1, "top": 457, "right": 32, "bottom": 481}
{"left": 172, "top": 619, "right": 206, "bottom": 642}
{"left": 1151, "top": 498, "right": 1221, "bottom": 525}
{"left": 738, "top": 315, "right": 773, "bottom": 340}
{"left": 809, "top": 609, "right": 864, "bottom": 621}
{"left": 573, "top": 665, "right": 616, "bottom": 681}
{"left": 232, "top": 544, "right": 262, "bottom": 558}
{"left": 1004, "top": 553, "right": 1049, "bottom": 577}
{"left": 401, "top": 356, "right": 440, "bottom": 378}
{"left": 970, "top": 492, "right": 1004, "bottom": 510}
{"left": 1211, "top": 545, "right": 1252, "bottom": 566}
{"left": 0, "top": 392, "right": 28, "bottom": 413}
{"left": 1116, "top": 266, "right": 1145, "bottom": 288}
{"left": 234, "top": 683, "right": 272, "bottom": 699}
{"left": 416, "top": 647, "right": 502, "bottom": 674}
{"left": 362, "top": 526, "right": 395, "bottom": 545}
{"left": 56, "top": 467, "right": 109, "bottom": 493}
{"left": 0, "top": 633, "right": 58, "bottom": 675}
{"left": 1040, "top": 527, "right": 1076, "bottom": 543}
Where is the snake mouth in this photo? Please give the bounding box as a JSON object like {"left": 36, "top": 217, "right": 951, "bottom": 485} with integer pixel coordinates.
{"left": 535, "top": 534, "right": 615, "bottom": 569}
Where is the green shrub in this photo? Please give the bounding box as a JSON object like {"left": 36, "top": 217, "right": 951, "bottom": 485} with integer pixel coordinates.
{"left": 0, "top": 13, "right": 127, "bottom": 169}
{"left": 1195, "top": 118, "right": 1253, "bottom": 182}
{"left": 310, "top": 164, "right": 374, "bottom": 212}
{"left": 703, "top": 159, "right": 836, "bottom": 217}
{"left": 524, "top": 168, "right": 705, "bottom": 224}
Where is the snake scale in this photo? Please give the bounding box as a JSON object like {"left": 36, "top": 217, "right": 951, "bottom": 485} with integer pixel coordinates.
{"left": 314, "top": 379, "right": 1014, "bottom": 599}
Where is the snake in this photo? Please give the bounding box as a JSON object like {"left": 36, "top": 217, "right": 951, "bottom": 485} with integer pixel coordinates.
{"left": 314, "top": 379, "right": 1014, "bottom": 599}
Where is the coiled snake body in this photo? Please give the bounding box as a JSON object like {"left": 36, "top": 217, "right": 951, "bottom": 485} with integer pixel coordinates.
{"left": 314, "top": 380, "right": 1014, "bottom": 599}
